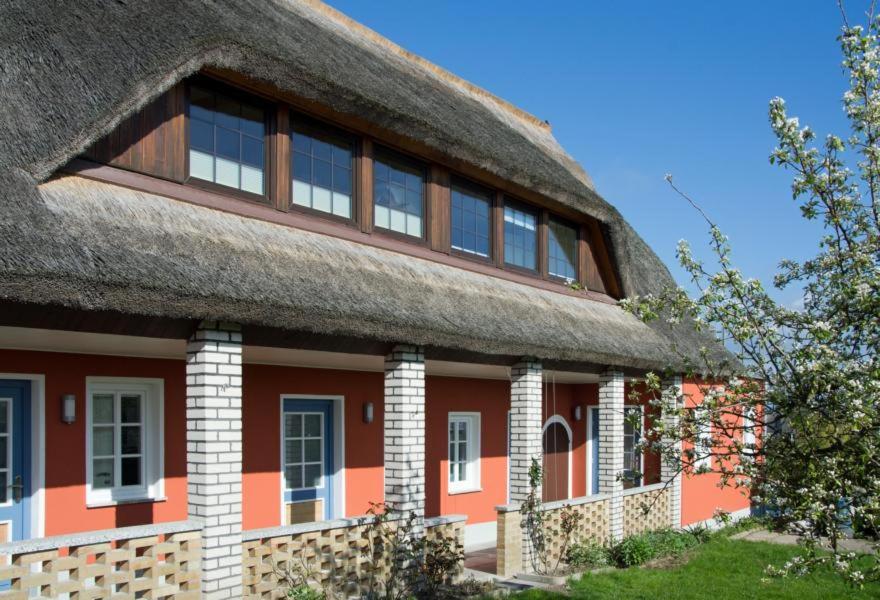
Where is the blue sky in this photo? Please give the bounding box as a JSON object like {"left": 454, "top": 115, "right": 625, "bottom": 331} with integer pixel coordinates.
{"left": 326, "top": 1, "right": 858, "bottom": 305}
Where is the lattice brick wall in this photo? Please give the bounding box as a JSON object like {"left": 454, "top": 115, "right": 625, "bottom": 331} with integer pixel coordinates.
{"left": 623, "top": 487, "right": 671, "bottom": 536}
{"left": 242, "top": 518, "right": 463, "bottom": 599}
{"left": 541, "top": 498, "right": 609, "bottom": 565}
{"left": 499, "top": 496, "right": 610, "bottom": 576}
{"left": 0, "top": 530, "right": 201, "bottom": 599}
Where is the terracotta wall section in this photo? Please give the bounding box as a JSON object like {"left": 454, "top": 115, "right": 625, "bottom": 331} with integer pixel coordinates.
{"left": 241, "top": 364, "right": 385, "bottom": 530}
{"left": 680, "top": 379, "right": 751, "bottom": 525}
{"left": 0, "top": 350, "right": 188, "bottom": 536}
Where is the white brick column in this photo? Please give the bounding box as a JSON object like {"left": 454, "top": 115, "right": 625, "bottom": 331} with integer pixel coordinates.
{"left": 384, "top": 344, "right": 426, "bottom": 533}
{"left": 186, "top": 321, "right": 243, "bottom": 599}
{"left": 509, "top": 360, "right": 543, "bottom": 504}
{"left": 661, "top": 375, "right": 683, "bottom": 529}
{"left": 510, "top": 359, "right": 542, "bottom": 570}
{"left": 598, "top": 369, "right": 625, "bottom": 541}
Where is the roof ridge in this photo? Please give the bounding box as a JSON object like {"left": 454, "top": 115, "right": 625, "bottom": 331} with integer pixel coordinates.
{"left": 298, "top": 0, "right": 552, "bottom": 133}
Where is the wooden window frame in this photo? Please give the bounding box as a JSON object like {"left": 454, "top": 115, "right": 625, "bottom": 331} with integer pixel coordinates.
{"left": 371, "top": 144, "right": 430, "bottom": 246}
{"left": 83, "top": 71, "right": 628, "bottom": 300}
{"left": 183, "top": 77, "right": 276, "bottom": 207}
{"left": 500, "top": 197, "right": 541, "bottom": 275}
{"left": 288, "top": 111, "right": 360, "bottom": 227}
{"left": 448, "top": 175, "right": 495, "bottom": 265}
{"left": 546, "top": 214, "right": 580, "bottom": 284}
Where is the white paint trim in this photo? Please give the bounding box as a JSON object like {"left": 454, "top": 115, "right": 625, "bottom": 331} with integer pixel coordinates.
{"left": 586, "top": 406, "right": 598, "bottom": 496}
{"left": 684, "top": 506, "right": 752, "bottom": 531}
{"left": 0, "top": 373, "right": 45, "bottom": 539}
{"left": 448, "top": 412, "right": 481, "bottom": 494}
{"left": 623, "top": 404, "right": 645, "bottom": 488}
{"left": 463, "top": 520, "right": 496, "bottom": 551}
{"left": 542, "top": 414, "right": 573, "bottom": 500}
{"left": 279, "top": 395, "right": 346, "bottom": 525}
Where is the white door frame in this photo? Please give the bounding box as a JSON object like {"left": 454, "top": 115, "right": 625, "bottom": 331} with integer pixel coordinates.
{"left": 541, "top": 414, "right": 573, "bottom": 500}
{"left": 0, "top": 373, "right": 45, "bottom": 539}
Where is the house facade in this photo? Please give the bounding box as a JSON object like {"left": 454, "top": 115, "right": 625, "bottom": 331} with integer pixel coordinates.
{"left": 0, "top": 1, "right": 749, "bottom": 597}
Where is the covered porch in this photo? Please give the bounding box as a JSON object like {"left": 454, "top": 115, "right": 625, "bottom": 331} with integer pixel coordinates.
{"left": 0, "top": 312, "right": 683, "bottom": 597}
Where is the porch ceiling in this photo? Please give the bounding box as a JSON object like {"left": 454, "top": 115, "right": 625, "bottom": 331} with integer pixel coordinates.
{"left": 0, "top": 325, "right": 603, "bottom": 383}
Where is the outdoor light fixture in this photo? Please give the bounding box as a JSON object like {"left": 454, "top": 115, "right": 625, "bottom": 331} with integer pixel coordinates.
{"left": 61, "top": 394, "right": 76, "bottom": 424}
{"left": 573, "top": 405, "right": 583, "bottom": 422}
{"left": 363, "top": 402, "right": 374, "bottom": 424}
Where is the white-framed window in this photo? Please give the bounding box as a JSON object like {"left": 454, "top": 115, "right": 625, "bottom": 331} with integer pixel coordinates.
{"left": 742, "top": 406, "right": 756, "bottom": 459}
{"left": 694, "top": 406, "right": 713, "bottom": 471}
{"left": 86, "top": 378, "right": 163, "bottom": 505}
{"left": 622, "top": 406, "right": 643, "bottom": 489}
{"left": 448, "top": 412, "right": 480, "bottom": 494}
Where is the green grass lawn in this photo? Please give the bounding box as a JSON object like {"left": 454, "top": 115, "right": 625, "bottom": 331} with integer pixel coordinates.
{"left": 508, "top": 537, "right": 880, "bottom": 600}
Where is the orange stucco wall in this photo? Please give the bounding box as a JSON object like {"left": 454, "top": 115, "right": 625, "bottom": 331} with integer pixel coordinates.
{"left": 241, "top": 364, "right": 385, "bottom": 530}
{"left": 680, "top": 379, "right": 751, "bottom": 526}
{"left": 0, "top": 350, "right": 188, "bottom": 536}
{"left": 3, "top": 348, "right": 730, "bottom": 536}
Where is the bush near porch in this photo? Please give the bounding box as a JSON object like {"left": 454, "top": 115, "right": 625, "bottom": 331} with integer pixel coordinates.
{"left": 506, "top": 536, "right": 880, "bottom": 600}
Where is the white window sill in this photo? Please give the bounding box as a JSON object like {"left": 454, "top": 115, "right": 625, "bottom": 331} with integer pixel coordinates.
{"left": 448, "top": 486, "right": 482, "bottom": 496}
{"left": 86, "top": 496, "right": 167, "bottom": 509}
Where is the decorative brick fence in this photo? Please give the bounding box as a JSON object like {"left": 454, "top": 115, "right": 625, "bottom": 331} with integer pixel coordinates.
{"left": 496, "top": 484, "right": 673, "bottom": 577}
{"left": 0, "top": 520, "right": 202, "bottom": 599}
{"left": 496, "top": 494, "right": 610, "bottom": 577}
{"left": 622, "top": 484, "right": 671, "bottom": 536}
{"left": 241, "top": 514, "right": 466, "bottom": 599}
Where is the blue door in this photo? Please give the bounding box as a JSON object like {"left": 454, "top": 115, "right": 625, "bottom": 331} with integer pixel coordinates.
{"left": 590, "top": 407, "right": 600, "bottom": 495}
{"left": 282, "top": 399, "right": 333, "bottom": 520}
{"left": 0, "top": 381, "right": 31, "bottom": 545}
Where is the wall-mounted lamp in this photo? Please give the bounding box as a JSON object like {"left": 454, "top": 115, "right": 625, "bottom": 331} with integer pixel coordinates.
{"left": 572, "top": 405, "right": 583, "bottom": 422}
{"left": 61, "top": 394, "right": 76, "bottom": 424}
{"left": 363, "top": 402, "right": 374, "bottom": 424}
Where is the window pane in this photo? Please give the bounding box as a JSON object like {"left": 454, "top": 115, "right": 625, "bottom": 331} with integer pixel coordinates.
{"left": 93, "top": 458, "right": 114, "bottom": 489}
{"left": 304, "top": 439, "right": 321, "bottom": 462}
{"left": 93, "top": 394, "right": 114, "bottom": 424}
{"left": 92, "top": 426, "right": 114, "bottom": 456}
{"left": 304, "top": 463, "right": 322, "bottom": 488}
{"left": 292, "top": 132, "right": 311, "bottom": 154}
{"left": 0, "top": 400, "right": 8, "bottom": 434}
{"left": 0, "top": 472, "right": 6, "bottom": 503}
{"left": 285, "top": 466, "right": 303, "bottom": 490}
{"left": 333, "top": 165, "right": 351, "bottom": 195}
{"left": 190, "top": 118, "right": 214, "bottom": 152}
{"left": 548, "top": 218, "right": 578, "bottom": 280}
{"left": 451, "top": 186, "right": 491, "bottom": 257}
{"left": 189, "top": 149, "right": 214, "bottom": 181}
{"left": 312, "top": 186, "right": 331, "bottom": 213}
{"left": 215, "top": 127, "right": 240, "bottom": 160}
{"left": 373, "top": 151, "right": 424, "bottom": 238}
{"left": 332, "top": 193, "right": 351, "bottom": 218}
{"left": 121, "top": 395, "right": 140, "bottom": 424}
{"left": 293, "top": 151, "right": 311, "bottom": 182}
{"left": 504, "top": 204, "right": 537, "bottom": 270}
{"left": 292, "top": 180, "right": 312, "bottom": 208}
{"left": 285, "top": 414, "right": 301, "bottom": 438}
{"left": 241, "top": 136, "right": 264, "bottom": 168}
{"left": 121, "top": 456, "right": 141, "bottom": 486}
{"left": 241, "top": 165, "right": 264, "bottom": 195}
{"left": 215, "top": 157, "right": 240, "bottom": 189}
{"left": 121, "top": 425, "right": 141, "bottom": 455}
{"left": 0, "top": 437, "right": 7, "bottom": 469}
{"left": 457, "top": 421, "right": 467, "bottom": 441}
{"left": 285, "top": 439, "right": 302, "bottom": 464}
{"left": 313, "top": 159, "right": 332, "bottom": 189}
{"left": 313, "top": 139, "right": 332, "bottom": 162}
{"left": 304, "top": 415, "right": 321, "bottom": 438}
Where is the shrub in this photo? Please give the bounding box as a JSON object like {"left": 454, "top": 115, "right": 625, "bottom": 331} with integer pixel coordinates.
{"left": 610, "top": 533, "right": 656, "bottom": 567}
{"left": 565, "top": 541, "right": 610, "bottom": 569}
{"left": 608, "top": 529, "right": 703, "bottom": 568}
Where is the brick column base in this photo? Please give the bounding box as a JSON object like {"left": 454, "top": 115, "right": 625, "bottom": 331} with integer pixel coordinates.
{"left": 599, "top": 369, "right": 625, "bottom": 541}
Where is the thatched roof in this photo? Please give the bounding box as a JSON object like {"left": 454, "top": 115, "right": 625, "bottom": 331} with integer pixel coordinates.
{"left": 0, "top": 0, "right": 729, "bottom": 370}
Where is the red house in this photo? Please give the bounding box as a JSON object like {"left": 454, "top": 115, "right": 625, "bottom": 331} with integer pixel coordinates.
{"left": 0, "top": 1, "right": 749, "bottom": 597}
